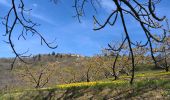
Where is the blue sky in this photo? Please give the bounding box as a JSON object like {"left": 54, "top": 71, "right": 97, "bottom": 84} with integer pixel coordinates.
{"left": 0, "top": 0, "right": 170, "bottom": 57}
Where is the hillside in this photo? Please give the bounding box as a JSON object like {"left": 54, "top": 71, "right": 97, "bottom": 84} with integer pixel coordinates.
{"left": 0, "top": 53, "right": 169, "bottom": 99}
{"left": 1, "top": 71, "right": 170, "bottom": 99}
{"left": 0, "top": 53, "right": 88, "bottom": 90}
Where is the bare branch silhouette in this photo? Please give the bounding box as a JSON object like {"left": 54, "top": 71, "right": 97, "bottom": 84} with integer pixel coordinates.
{"left": 2, "top": 0, "right": 58, "bottom": 69}
{"left": 72, "top": 0, "right": 169, "bottom": 84}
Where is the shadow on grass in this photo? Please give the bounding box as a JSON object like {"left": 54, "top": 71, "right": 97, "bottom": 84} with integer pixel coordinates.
{"left": 2, "top": 79, "right": 170, "bottom": 100}
{"left": 108, "top": 79, "right": 170, "bottom": 100}
{"left": 56, "top": 79, "right": 170, "bottom": 100}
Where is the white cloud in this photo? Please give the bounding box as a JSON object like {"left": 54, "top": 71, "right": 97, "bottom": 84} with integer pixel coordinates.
{"left": 0, "top": 0, "right": 11, "bottom": 7}
{"left": 100, "top": 0, "right": 116, "bottom": 12}
{"left": 32, "top": 3, "right": 38, "bottom": 7}
{"left": 0, "top": 1, "right": 55, "bottom": 26}
{"left": 31, "top": 13, "right": 56, "bottom": 26}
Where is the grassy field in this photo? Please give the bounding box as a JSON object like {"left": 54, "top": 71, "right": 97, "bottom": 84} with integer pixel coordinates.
{"left": 1, "top": 70, "right": 170, "bottom": 100}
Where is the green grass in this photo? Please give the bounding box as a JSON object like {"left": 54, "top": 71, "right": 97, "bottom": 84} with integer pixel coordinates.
{"left": 1, "top": 70, "right": 170, "bottom": 99}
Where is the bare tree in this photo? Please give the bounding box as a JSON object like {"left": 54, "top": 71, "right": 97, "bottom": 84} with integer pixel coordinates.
{"left": 105, "top": 40, "right": 131, "bottom": 80}
{"left": 1, "top": 0, "right": 169, "bottom": 84}
{"left": 20, "top": 64, "right": 56, "bottom": 88}
{"left": 153, "top": 29, "right": 170, "bottom": 71}
{"left": 71, "top": 0, "right": 169, "bottom": 84}
{"left": 1, "top": 0, "right": 57, "bottom": 69}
